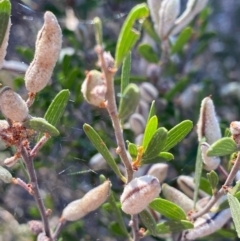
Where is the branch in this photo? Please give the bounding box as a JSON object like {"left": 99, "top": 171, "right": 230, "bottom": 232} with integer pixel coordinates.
{"left": 20, "top": 146, "right": 52, "bottom": 240}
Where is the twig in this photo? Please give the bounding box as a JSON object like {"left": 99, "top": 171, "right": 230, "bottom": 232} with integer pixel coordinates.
{"left": 96, "top": 46, "right": 134, "bottom": 183}
{"left": 52, "top": 221, "right": 65, "bottom": 241}
{"left": 131, "top": 214, "right": 140, "bottom": 241}
{"left": 20, "top": 146, "right": 52, "bottom": 240}
{"left": 30, "top": 134, "right": 50, "bottom": 157}
{"left": 191, "top": 151, "right": 240, "bottom": 220}
{"left": 26, "top": 92, "right": 36, "bottom": 108}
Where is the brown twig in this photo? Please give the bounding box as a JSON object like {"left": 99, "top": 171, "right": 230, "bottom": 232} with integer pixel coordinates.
{"left": 52, "top": 221, "right": 65, "bottom": 241}
{"left": 191, "top": 151, "right": 240, "bottom": 220}
{"left": 20, "top": 146, "right": 52, "bottom": 240}
{"left": 30, "top": 134, "right": 50, "bottom": 157}
{"left": 131, "top": 214, "right": 140, "bottom": 241}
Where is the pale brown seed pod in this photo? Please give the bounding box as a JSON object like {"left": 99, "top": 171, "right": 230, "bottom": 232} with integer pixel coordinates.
{"left": 0, "top": 20, "right": 11, "bottom": 69}
{"left": 4, "top": 154, "right": 20, "bottom": 167}
{"left": 139, "top": 82, "right": 159, "bottom": 103}
{"left": 61, "top": 180, "right": 111, "bottom": 221}
{"left": 0, "top": 86, "right": 29, "bottom": 122}
{"left": 230, "top": 121, "right": 240, "bottom": 147}
{"left": 120, "top": 175, "right": 161, "bottom": 215}
{"left": 129, "top": 113, "right": 146, "bottom": 135}
{"left": 25, "top": 11, "right": 62, "bottom": 93}
{"left": 197, "top": 97, "right": 221, "bottom": 144}
{"left": 147, "top": 163, "right": 168, "bottom": 183}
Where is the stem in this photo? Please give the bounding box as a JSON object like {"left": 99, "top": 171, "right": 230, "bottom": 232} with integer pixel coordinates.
{"left": 52, "top": 221, "right": 64, "bottom": 241}
{"left": 96, "top": 46, "right": 133, "bottom": 183}
{"left": 30, "top": 134, "right": 50, "bottom": 157}
{"left": 191, "top": 151, "right": 240, "bottom": 220}
{"left": 131, "top": 214, "right": 140, "bottom": 241}
{"left": 20, "top": 146, "right": 52, "bottom": 240}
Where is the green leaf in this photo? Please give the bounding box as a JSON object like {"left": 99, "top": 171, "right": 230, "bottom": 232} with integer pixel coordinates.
{"left": 142, "top": 115, "right": 158, "bottom": 149}
{"left": 109, "top": 222, "right": 127, "bottom": 237}
{"left": 142, "top": 128, "right": 168, "bottom": 161}
{"left": 155, "top": 220, "right": 193, "bottom": 234}
{"left": 0, "top": 0, "right": 11, "bottom": 48}
{"left": 141, "top": 152, "right": 174, "bottom": 165}
{"left": 93, "top": 17, "right": 102, "bottom": 46}
{"left": 24, "top": 117, "right": 59, "bottom": 136}
{"left": 0, "top": 165, "right": 12, "bottom": 183}
{"left": 193, "top": 140, "right": 204, "bottom": 207}
{"left": 207, "top": 137, "right": 238, "bottom": 157}
{"left": 199, "top": 177, "right": 212, "bottom": 196}
{"left": 115, "top": 3, "right": 149, "bottom": 67}
{"left": 120, "top": 52, "right": 131, "bottom": 96}
{"left": 108, "top": 191, "right": 129, "bottom": 237}
{"left": 44, "top": 89, "right": 70, "bottom": 126}
{"left": 147, "top": 100, "right": 155, "bottom": 122}
{"left": 228, "top": 193, "right": 240, "bottom": 238}
{"left": 127, "top": 141, "right": 138, "bottom": 159}
{"left": 142, "top": 18, "right": 160, "bottom": 42}
{"left": 139, "top": 209, "right": 157, "bottom": 236}
{"left": 83, "top": 124, "right": 126, "bottom": 183}
{"left": 137, "top": 43, "right": 159, "bottom": 63}
{"left": 163, "top": 120, "right": 193, "bottom": 152}
{"left": 171, "top": 27, "right": 192, "bottom": 54}
{"left": 207, "top": 171, "right": 219, "bottom": 194}
{"left": 149, "top": 198, "right": 187, "bottom": 221}
{"left": 118, "top": 83, "right": 140, "bottom": 120}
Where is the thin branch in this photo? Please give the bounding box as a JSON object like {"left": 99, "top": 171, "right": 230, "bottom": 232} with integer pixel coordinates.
{"left": 191, "top": 151, "right": 240, "bottom": 220}
{"left": 20, "top": 146, "right": 52, "bottom": 240}
{"left": 30, "top": 134, "right": 50, "bottom": 157}
{"left": 131, "top": 214, "right": 140, "bottom": 241}
{"left": 52, "top": 221, "right": 65, "bottom": 241}
{"left": 96, "top": 46, "right": 134, "bottom": 183}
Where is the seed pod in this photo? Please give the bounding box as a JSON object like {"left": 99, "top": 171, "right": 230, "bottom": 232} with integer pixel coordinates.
{"left": 120, "top": 175, "right": 161, "bottom": 215}
{"left": 201, "top": 142, "right": 220, "bottom": 171}
{"left": 147, "top": 163, "right": 168, "bottom": 183}
{"left": 158, "top": 0, "right": 180, "bottom": 39}
{"left": 129, "top": 113, "right": 146, "bottom": 135}
{"left": 81, "top": 70, "right": 107, "bottom": 107}
{"left": 162, "top": 183, "right": 196, "bottom": 213}
{"left": 0, "top": 0, "right": 11, "bottom": 69}
{"left": 0, "top": 86, "right": 29, "bottom": 122}
{"left": 61, "top": 180, "right": 111, "bottom": 221}
{"left": 139, "top": 82, "right": 158, "bottom": 103}
{"left": 147, "top": 0, "right": 163, "bottom": 33}
{"left": 0, "top": 165, "right": 12, "bottom": 183}
{"left": 25, "top": 11, "right": 62, "bottom": 93}
{"left": 197, "top": 97, "right": 221, "bottom": 144}
{"left": 89, "top": 152, "right": 108, "bottom": 170}
{"left": 3, "top": 155, "right": 20, "bottom": 167}
{"left": 137, "top": 100, "right": 149, "bottom": 120}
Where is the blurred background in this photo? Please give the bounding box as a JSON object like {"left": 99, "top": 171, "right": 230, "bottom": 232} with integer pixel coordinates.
{"left": 1, "top": 0, "right": 240, "bottom": 240}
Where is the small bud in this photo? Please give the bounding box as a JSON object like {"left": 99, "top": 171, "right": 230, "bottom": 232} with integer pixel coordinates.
{"left": 25, "top": 11, "right": 62, "bottom": 93}
{"left": 140, "top": 82, "right": 158, "bottom": 103}
{"left": 61, "top": 180, "right": 111, "bottom": 221}
{"left": 197, "top": 97, "right": 221, "bottom": 144}
{"left": 0, "top": 0, "right": 11, "bottom": 69}
{"left": 162, "top": 183, "right": 196, "bottom": 213}
{"left": 201, "top": 142, "right": 220, "bottom": 171}
{"left": 129, "top": 113, "right": 146, "bottom": 135}
{"left": 0, "top": 86, "right": 29, "bottom": 122}
{"left": 147, "top": 163, "right": 168, "bottom": 183}
{"left": 0, "top": 165, "right": 12, "bottom": 183}
{"left": 81, "top": 70, "right": 107, "bottom": 107}
{"left": 120, "top": 175, "right": 161, "bottom": 215}
{"left": 158, "top": 0, "right": 180, "bottom": 39}
{"left": 28, "top": 220, "right": 43, "bottom": 235}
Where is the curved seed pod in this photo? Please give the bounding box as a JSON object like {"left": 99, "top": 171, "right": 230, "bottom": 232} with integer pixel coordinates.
{"left": 81, "top": 70, "right": 107, "bottom": 107}
{"left": 158, "top": 0, "right": 180, "bottom": 39}
{"left": 197, "top": 97, "right": 221, "bottom": 144}
{"left": 182, "top": 209, "right": 231, "bottom": 240}
{"left": 171, "top": 0, "right": 208, "bottom": 36}
{"left": 147, "top": 163, "right": 168, "bottom": 183}
{"left": 0, "top": 86, "right": 29, "bottom": 122}
{"left": 25, "top": 11, "right": 62, "bottom": 93}
{"left": 162, "top": 183, "right": 197, "bottom": 213}
{"left": 140, "top": 82, "right": 158, "bottom": 103}
{"left": 0, "top": 0, "right": 11, "bottom": 69}
{"left": 120, "top": 175, "right": 161, "bottom": 215}
{"left": 177, "top": 175, "right": 209, "bottom": 199}
{"left": 129, "top": 113, "right": 146, "bottom": 135}
{"left": 0, "top": 165, "right": 12, "bottom": 183}
{"left": 201, "top": 142, "right": 220, "bottom": 171}
{"left": 61, "top": 180, "right": 111, "bottom": 221}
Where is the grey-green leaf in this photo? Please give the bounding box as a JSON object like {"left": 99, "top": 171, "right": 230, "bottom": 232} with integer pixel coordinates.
{"left": 139, "top": 209, "right": 157, "bottom": 236}
{"left": 24, "top": 117, "right": 59, "bottom": 136}
{"left": 120, "top": 52, "right": 131, "bottom": 96}
{"left": 155, "top": 220, "right": 193, "bottom": 234}
{"left": 207, "top": 137, "right": 238, "bottom": 157}
{"left": 118, "top": 83, "right": 140, "bottom": 120}
{"left": 163, "top": 120, "right": 193, "bottom": 152}
{"left": 149, "top": 198, "right": 187, "bottom": 221}
{"left": 83, "top": 124, "right": 126, "bottom": 183}
{"left": 142, "top": 127, "right": 168, "bottom": 161}
{"left": 142, "top": 115, "right": 158, "bottom": 149}
{"left": 141, "top": 152, "right": 174, "bottom": 165}
{"left": 147, "top": 100, "right": 155, "bottom": 122}
{"left": 0, "top": 0, "right": 11, "bottom": 48}
{"left": 0, "top": 165, "right": 12, "bottom": 183}
{"left": 115, "top": 3, "right": 149, "bottom": 67}
{"left": 127, "top": 141, "right": 138, "bottom": 159}
{"left": 137, "top": 43, "right": 159, "bottom": 63}
{"left": 207, "top": 171, "right": 219, "bottom": 194}
{"left": 228, "top": 193, "right": 240, "bottom": 238}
